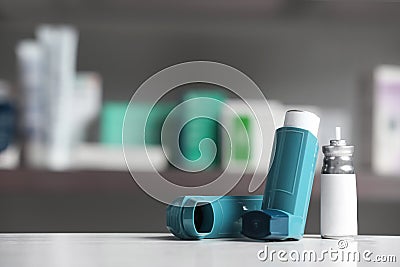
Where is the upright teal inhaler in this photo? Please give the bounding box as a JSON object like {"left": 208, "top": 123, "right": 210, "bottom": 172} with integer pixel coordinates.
{"left": 167, "top": 195, "right": 262, "bottom": 240}
{"left": 242, "top": 110, "right": 320, "bottom": 241}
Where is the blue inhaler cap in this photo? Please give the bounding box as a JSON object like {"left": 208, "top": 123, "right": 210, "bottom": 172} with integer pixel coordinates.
{"left": 166, "top": 196, "right": 195, "bottom": 240}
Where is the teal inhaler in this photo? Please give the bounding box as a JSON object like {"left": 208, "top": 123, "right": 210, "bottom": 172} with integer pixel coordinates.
{"left": 166, "top": 195, "right": 263, "bottom": 240}
{"left": 242, "top": 110, "right": 320, "bottom": 241}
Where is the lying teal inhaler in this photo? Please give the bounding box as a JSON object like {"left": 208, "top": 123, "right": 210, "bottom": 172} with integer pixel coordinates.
{"left": 242, "top": 110, "right": 320, "bottom": 241}
{"left": 166, "top": 195, "right": 263, "bottom": 239}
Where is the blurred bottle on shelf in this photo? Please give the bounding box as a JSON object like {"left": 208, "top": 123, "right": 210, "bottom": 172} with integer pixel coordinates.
{"left": 17, "top": 25, "right": 102, "bottom": 171}
{"left": 16, "top": 39, "right": 45, "bottom": 168}
{"left": 0, "top": 80, "right": 19, "bottom": 169}
{"left": 179, "top": 90, "right": 225, "bottom": 171}
{"left": 92, "top": 101, "right": 174, "bottom": 171}
{"left": 36, "top": 25, "right": 78, "bottom": 170}
{"left": 220, "top": 99, "right": 274, "bottom": 174}
{"left": 370, "top": 65, "right": 400, "bottom": 176}
{"left": 72, "top": 72, "right": 102, "bottom": 143}
{"left": 101, "top": 101, "right": 175, "bottom": 146}
{"left": 100, "top": 102, "right": 127, "bottom": 145}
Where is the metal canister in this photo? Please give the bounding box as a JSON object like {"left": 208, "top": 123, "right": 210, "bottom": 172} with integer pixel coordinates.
{"left": 322, "top": 138, "right": 355, "bottom": 174}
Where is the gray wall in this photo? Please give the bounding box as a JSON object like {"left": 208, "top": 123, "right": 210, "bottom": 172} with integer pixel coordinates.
{"left": 2, "top": 1, "right": 400, "bottom": 142}
{"left": 0, "top": 0, "right": 400, "bottom": 233}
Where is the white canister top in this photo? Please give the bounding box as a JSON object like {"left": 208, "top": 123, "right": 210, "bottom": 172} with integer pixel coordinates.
{"left": 283, "top": 110, "right": 320, "bottom": 137}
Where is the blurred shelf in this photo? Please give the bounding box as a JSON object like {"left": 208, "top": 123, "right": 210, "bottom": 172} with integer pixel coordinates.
{"left": 0, "top": 169, "right": 135, "bottom": 194}
{"left": 0, "top": 168, "right": 399, "bottom": 201}
{"left": 0, "top": 168, "right": 265, "bottom": 196}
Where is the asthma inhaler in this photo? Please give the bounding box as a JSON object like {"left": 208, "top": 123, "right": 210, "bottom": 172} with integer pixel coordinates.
{"left": 167, "top": 195, "right": 262, "bottom": 240}
{"left": 242, "top": 110, "right": 320, "bottom": 240}
{"left": 321, "top": 127, "right": 358, "bottom": 238}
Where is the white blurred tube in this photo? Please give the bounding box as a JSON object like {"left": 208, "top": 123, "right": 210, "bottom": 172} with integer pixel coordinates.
{"left": 16, "top": 40, "right": 46, "bottom": 167}
{"left": 36, "top": 25, "right": 79, "bottom": 170}
{"left": 72, "top": 72, "right": 102, "bottom": 143}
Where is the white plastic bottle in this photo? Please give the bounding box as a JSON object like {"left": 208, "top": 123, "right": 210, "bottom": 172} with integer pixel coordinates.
{"left": 320, "top": 127, "right": 358, "bottom": 238}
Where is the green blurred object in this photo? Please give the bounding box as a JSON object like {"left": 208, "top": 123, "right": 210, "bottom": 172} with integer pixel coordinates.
{"left": 180, "top": 90, "right": 225, "bottom": 170}
{"left": 101, "top": 102, "right": 128, "bottom": 145}
{"left": 233, "top": 115, "right": 251, "bottom": 161}
{"left": 100, "top": 101, "right": 175, "bottom": 146}
{"left": 145, "top": 103, "right": 175, "bottom": 145}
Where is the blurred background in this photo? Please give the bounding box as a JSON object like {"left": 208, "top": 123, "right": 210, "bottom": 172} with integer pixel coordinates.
{"left": 0, "top": 0, "right": 400, "bottom": 234}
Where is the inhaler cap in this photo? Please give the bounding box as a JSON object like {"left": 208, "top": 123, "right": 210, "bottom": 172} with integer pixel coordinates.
{"left": 166, "top": 196, "right": 217, "bottom": 240}
{"left": 284, "top": 110, "right": 320, "bottom": 137}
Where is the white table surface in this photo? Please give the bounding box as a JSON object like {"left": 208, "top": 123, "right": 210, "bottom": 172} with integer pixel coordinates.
{"left": 0, "top": 233, "right": 398, "bottom": 266}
